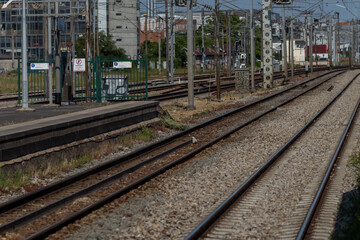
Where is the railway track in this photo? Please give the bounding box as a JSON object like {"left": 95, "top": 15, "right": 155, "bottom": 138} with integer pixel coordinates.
{"left": 184, "top": 72, "right": 360, "bottom": 240}
{"left": 0, "top": 66, "right": 337, "bottom": 103}
{"left": 0, "top": 70, "right": 348, "bottom": 239}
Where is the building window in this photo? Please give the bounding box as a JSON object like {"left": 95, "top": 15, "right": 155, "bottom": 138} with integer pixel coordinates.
{"left": 116, "top": 13, "right": 122, "bottom": 16}
{"left": 116, "top": 39, "right": 122, "bottom": 42}
{"left": 116, "top": 26, "right": 122, "bottom": 29}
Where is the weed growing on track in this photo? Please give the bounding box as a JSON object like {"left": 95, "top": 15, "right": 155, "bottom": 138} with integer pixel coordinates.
{"left": 161, "top": 115, "right": 189, "bottom": 131}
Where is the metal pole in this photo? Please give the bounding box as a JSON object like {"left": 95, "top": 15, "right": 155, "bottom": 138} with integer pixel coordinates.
{"left": 250, "top": 0, "right": 255, "bottom": 90}
{"left": 328, "top": 16, "right": 333, "bottom": 69}
{"left": 290, "top": 9, "right": 294, "bottom": 82}
{"left": 48, "top": 0, "right": 53, "bottom": 104}
{"left": 21, "top": 0, "right": 29, "bottom": 109}
{"left": 227, "top": 11, "right": 231, "bottom": 77}
{"left": 145, "top": 14, "right": 148, "bottom": 57}
{"left": 158, "top": 16, "right": 162, "bottom": 74}
{"left": 55, "top": 1, "right": 61, "bottom": 104}
{"left": 202, "top": 8, "right": 205, "bottom": 72}
{"left": 310, "top": 15, "right": 313, "bottom": 73}
{"left": 335, "top": 12, "right": 339, "bottom": 66}
{"left": 170, "top": 0, "right": 175, "bottom": 83}
{"left": 11, "top": 28, "right": 15, "bottom": 69}
{"left": 282, "top": 7, "right": 288, "bottom": 81}
{"left": 262, "top": 0, "right": 273, "bottom": 89}
{"left": 165, "top": 0, "right": 170, "bottom": 83}
{"left": 215, "top": 0, "right": 221, "bottom": 100}
{"left": 187, "top": 0, "right": 195, "bottom": 109}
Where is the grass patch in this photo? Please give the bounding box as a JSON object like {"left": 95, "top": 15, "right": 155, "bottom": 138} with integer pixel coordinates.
{"left": 0, "top": 73, "right": 18, "bottom": 93}
{"left": 0, "top": 125, "right": 160, "bottom": 192}
{"left": 0, "top": 169, "right": 32, "bottom": 190}
{"left": 135, "top": 126, "right": 156, "bottom": 141}
{"left": 161, "top": 115, "right": 189, "bottom": 131}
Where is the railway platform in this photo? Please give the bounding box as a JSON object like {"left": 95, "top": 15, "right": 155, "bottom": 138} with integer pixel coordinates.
{"left": 0, "top": 101, "right": 160, "bottom": 163}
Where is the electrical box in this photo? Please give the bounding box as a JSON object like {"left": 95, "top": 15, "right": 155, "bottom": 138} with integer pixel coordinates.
{"left": 273, "top": 0, "right": 292, "bottom": 5}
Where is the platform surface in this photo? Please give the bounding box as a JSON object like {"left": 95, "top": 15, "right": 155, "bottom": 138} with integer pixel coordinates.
{"left": 0, "top": 101, "right": 159, "bottom": 141}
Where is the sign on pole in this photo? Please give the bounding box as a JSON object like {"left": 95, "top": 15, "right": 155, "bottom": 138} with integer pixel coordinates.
{"left": 73, "top": 58, "right": 86, "bottom": 72}
{"left": 113, "top": 61, "right": 132, "bottom": 69}
{"left": 30, "top": 63, "right": 49, "bottom": 70}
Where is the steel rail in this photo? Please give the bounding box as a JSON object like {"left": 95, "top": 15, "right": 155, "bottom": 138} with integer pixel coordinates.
{"left": 23, "top": 71, "right": 350, "bottom": 240}
{"left": 0, "top": 67, "right": 342, "bottom": 103}
{"left": 296, "top": 97, "right": 360, "bottom": 240}
{"left": 0, "top": 139, "right": 193, "bottom": 234}
{"left": 184, "top": 73, "right": 360, "bottom": 240}
{"left": 0, "top": 69, "right": 345, "bottom": 216}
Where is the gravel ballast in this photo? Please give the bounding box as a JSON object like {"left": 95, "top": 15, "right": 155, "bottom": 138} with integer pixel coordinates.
{"left": 53, "top": 70, "right": 360, "bottom": 240}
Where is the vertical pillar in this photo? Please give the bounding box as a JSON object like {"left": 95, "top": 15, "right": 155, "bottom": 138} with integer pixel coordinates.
{"left": 290, "top": 9, "right": 294, "bottom": 82}
{"left": 328, "top": 16, "right": 333, "bottom": 69}
{"left": 158, "top": 17, "right": 162, "bottom": 73}
{"left": 202, "top": 8, "right": 205, "bottom": 72}
{"left": 187, "top": 0, "right": 194, "bottom": 109}
{"left": 215, "top": 0, "right": 221, "bottom": 100}
{"left": 165, "top": 0, "right": 170, "bottom": 83}
{"left": 21, "top": 0, "right": 29, "bottom": 109}
{"left": 227, "top": 11, "right": 231, "bottom": 77}
{"left": 250, "top": 0, "right": 255, "bottom": 90}
{"left": 282, "top": 7, "right": 288, "bottom": 81}
{"left": 170, "top": 0, "right": 175, "bottom": 83}
{"left": 309, "top": 15, "right": 313, "bottom": 73}
{"left": 262, "top": 0, "right": 273, "bottom": 89}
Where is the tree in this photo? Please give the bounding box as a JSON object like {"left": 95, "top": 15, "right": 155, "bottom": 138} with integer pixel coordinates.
{"left": 75, "top": 31, "right": 127, "bottom": 59}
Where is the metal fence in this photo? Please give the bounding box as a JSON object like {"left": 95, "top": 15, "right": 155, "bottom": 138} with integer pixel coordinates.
{"left": 17, "top": 58, "right": 58, "bottom": 104}
{"left": 98, "top": 57, "right": 148, "bottom": 102}
{"left": 18, "top": 56, "right": 148, "bottom": 103}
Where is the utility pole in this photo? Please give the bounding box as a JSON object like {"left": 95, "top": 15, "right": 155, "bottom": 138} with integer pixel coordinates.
{"left": 11, "top": 28, "right": 15, "bottom": 70}
{"left": 93, "top": 0, "right": 96, "bottom": 58}
{"left": 55, "top": 1, "right": 61, "bottom": 104}
{"left": 305, "top": 14, "right": 308, "bottom": 63}
{"left": 335, "top": 12, "right": 339, "bottom": 66}
{"left": 145, "top": 14, "right": 148, "bottom": 57}
{"left": 187, "top": 0, "right": 195, "bottom": 109}
{"left": 226, "top": 11, "right": 231, "bottom": 77}
{"left": 170, "top": 0, "right": 175, "bottom": 83}
{"left": 215, "top": 0, "right": 221, "bottom": 100}
{"left": 290, "top": 9, "right": 294, "bottom": 82}
{"left": 202, "top": 8, "right": 205, "bottom": 72}
{"left": 48, "top": 0, "right": 53, "bottom": 104}
{"left": 250, "top": 0, "right": 255, "bottom": 90}
{"left": 71, "top": 1, "right": 76, "bottom": 96}
{"left": 165, "top": 0, "right": 170, "bottom": 83}
{"left": 158, "top": 16, "right": 162, "bottom": 74}
{"left": 85, "top": 0, "right": 92, "bottom": 101}
{"left": 96, "top": 0, "right": 100, "bottom": 56}
{"left": 310, "top": 15, "right": 313, "bottom": 73}
{"left": 20, "top": 0, "right": 30, "bottom": 110}
{"left": 222, "top": 28, "right": 225, "bottom": 70}
{"left": 328, "top": 16, "right": 333, "bottom": 69}
{"left": 282, "top": 7, "right": 288, "bottom": 81}
{"left": 352, "top": 21, "right": 356, "bottom": 67}
{"left": 262, "top": 0, "right": 273, "bottom": 89}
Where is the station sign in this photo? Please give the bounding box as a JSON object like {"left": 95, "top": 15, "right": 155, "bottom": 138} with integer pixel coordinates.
{"left": 73, "top": 58, "right": 86, "bottom": 72}
{"left": 30, "top": 63, "right": 49, "bottom": 70}
{"left": 113, "top": 61, "right": 132, "bottom": 69}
